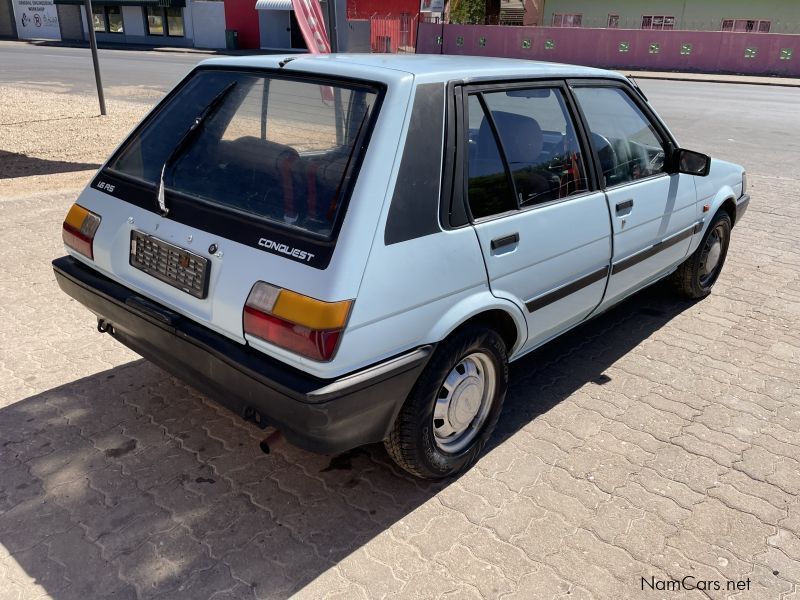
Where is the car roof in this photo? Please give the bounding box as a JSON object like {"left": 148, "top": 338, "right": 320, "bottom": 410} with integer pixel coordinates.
{"left": 200, "top": 53, "right": 626, "bottom": 85}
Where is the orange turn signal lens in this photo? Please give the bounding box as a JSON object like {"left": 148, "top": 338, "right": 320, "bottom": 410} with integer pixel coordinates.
{"left": 272, "top": 289, "right": 351, "bottom": 330}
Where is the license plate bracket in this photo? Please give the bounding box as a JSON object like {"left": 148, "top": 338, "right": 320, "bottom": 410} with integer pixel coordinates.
{"left": 129, "top": 231, "right": 210, "bottom": 299}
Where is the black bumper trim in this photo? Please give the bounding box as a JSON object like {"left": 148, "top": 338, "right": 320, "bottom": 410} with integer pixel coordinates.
{"left": 52, "top": 256, "right": 432, "bottom": 454}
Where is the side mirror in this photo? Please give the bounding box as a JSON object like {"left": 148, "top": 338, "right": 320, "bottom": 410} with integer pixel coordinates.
{"left": 671, "top": 148, "right": 711, "bottom": 177}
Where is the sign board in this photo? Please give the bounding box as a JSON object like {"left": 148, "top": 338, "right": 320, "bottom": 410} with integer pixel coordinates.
{"left": 11, "top": 0, "right": 61, "bottom": 40}
{"left": 420, "top": 0, "right": 444, "bottom": 12}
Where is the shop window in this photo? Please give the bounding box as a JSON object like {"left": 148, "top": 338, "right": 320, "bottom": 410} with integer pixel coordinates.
{"left": 107, "top": 7, "right": 123, "bottom": 33}
{"left": 721, "top": 19, "right": 770, "bottom": 33}
{"left": 145, "top": 6, "right": 184, "bottom": 37}
{"left": 641, "top": 15, "right": 675, "bottom": 30}
{"left": 92, "top": 6, "right": 123, "bottom": 34}
{"left": 145, "top": 6, "right": 163, "bottom": 35}
{"left": 552, "top": 13, "right": 582, "bottom": 27}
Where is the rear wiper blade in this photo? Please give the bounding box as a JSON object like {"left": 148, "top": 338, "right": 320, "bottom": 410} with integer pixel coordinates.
{"left": 156, "top": 81, "right": 238, "bottom": 216}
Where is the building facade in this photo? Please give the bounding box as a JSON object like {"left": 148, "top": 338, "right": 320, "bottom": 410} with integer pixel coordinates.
{"left": 3, "top": 0, "right": 365, "bottom": 49}
{"left": 540, "top": 0, "right": 800, "bottom": 32}
{"left": 47, "top": 0, "right": 226, "bottom": 47}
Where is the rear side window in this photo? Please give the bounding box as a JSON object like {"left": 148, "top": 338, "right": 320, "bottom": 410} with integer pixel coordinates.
{"left": 466, "top": 86, "right": 589, "bottom": 220}
{"left": 108, "top": 70, "right": 379, "bottom": 238}
{"left": 481, "top": 88, "right": 589, "bottom": 205}
{"left": 467, "top": 94, "right": 516, "bottom": 219}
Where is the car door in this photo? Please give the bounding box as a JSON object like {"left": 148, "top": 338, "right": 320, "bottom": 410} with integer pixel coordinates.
{"left": 463, "top": 82, "right": 612, "bottom": 353}
{"left": 571, "top": 82, "right": 699, "bottom": 311}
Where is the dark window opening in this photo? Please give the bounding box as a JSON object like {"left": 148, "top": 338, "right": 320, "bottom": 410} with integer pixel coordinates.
{"left": 92, "top": 5, "right": 123, "bottom": 33}
{"left": 641, "top": 15, "right": 675, "bottom": 30}
{"left": 552, "top": 13, "right": 582, "bottom": 27}
{"left": 145, "top": 6, "right": 184, "bottom": 37}
{"left": 722, "top": 18, "right": 770, "bottom": 32}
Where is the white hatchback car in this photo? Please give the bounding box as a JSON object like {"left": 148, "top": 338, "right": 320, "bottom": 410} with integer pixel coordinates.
{"left": 54, "top": 55, "right": 749, "bottom": 479}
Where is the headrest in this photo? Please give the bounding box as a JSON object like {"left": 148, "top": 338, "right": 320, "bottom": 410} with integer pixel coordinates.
{"left": 477, "top": 111, "right": 544, "bottom": 166}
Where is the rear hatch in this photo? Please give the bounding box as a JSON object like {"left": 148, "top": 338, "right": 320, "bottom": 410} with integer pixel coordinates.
{"left": 72, "top": 66, "right": 384, "bottom": 354}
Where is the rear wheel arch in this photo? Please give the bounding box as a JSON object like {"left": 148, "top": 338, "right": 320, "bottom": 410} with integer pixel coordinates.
{"left": 446, "top": 308, "right": 521, "bottom": 357}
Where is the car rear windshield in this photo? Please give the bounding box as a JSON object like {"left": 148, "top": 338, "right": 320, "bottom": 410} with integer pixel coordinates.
{"left": 107, "top": 69, "right": 380, "bottom": 238}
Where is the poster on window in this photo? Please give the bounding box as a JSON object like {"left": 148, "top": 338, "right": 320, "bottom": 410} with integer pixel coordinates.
{"left": 420, "top": 0, "right": 444, "bottom": 12}
{"left": 11, "top": 0, "right": 61, "bottom": 40}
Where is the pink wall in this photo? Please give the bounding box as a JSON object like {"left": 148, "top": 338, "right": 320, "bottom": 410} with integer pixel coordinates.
{"left": 416, "top": 23, "right": 800, "bottom": 77}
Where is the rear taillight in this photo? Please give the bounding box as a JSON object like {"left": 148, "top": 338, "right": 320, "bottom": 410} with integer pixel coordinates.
{"left": 62, "top": 204, "right": 101, "bottom": 259}
{"left": 243, "top": 282, "right": 352, "bottom": 362}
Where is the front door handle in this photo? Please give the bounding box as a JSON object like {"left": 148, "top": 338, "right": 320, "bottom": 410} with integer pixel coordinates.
{"left": 490, "top": 233, "right": 519, "bottom": 250}
{"left": 616, "top": 199, "right": 634, "bottom": 213}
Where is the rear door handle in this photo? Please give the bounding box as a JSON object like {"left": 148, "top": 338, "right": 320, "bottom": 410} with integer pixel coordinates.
{"left": 490, "top": 233, "right": 519, "bottom": 250}
{"left": 616, "top": 199, "right": 634, "bottom": 213}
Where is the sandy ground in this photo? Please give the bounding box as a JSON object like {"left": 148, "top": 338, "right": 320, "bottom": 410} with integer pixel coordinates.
{"left": 0, "top": 85, "right": 158, "bottom": 199}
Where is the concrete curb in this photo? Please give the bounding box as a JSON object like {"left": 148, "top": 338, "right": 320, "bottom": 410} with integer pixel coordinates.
{"left": 0, "top": 38, "right": 275, "bottom": 56}
{"left": 619, "top": 70, "right": 800, "bottom": 88}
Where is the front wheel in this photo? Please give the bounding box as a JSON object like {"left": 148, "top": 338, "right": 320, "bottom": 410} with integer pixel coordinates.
{"left": 384, "top": 325, "right": 508, "bottom": 480}
{"left": 672, "top": 211, "right": 732, "bottom": 299}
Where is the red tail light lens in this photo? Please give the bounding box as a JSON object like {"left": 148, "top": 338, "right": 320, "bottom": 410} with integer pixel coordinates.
{"left": 243, "top": 282, "right": 352, "bottom": 362}
{"left": 62, "top": 204, "right": 101, "bottom": 259}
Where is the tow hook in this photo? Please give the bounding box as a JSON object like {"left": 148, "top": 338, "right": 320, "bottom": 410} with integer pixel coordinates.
{"left": 97, "top": 319, "right": 113, "bottom": 334}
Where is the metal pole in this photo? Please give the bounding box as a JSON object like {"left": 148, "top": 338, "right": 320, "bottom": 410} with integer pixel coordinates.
{"left": 83, "top": 0, "right": 106, "bottom": 115}
{"left": 324, "top": 0, "right": 338, "bottom": 53}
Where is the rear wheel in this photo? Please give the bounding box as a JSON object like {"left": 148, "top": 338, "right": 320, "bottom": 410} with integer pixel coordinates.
{"left": 672, "top": 211, "right": 731, "bottom": 299}
{"left": 384, "top": 325, "right": 508, "bottom": 480}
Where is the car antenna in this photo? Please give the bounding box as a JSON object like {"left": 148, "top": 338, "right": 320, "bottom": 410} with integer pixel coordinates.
{"left": 627, "top": 74, "right": 649, "bottom": 101}
{"left": 279, "top": 56, "right": 299, "bottom": 68}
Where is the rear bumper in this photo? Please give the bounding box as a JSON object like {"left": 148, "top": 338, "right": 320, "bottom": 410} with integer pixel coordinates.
{"left": 52, "top": 256, "right": 431, "bottom": 455}
{"left": 735, "top": 193, "right": 750, "bottom": 224}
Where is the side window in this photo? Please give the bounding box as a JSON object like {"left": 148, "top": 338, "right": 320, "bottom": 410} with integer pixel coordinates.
{"left": 467, "top": 95, "right": 516, "bottom": 219}
{"left": 572, "top": 86, "right": 667, "bottom": 188}
{"left": 482, "top": 87, "right": 589, "bottom": 206}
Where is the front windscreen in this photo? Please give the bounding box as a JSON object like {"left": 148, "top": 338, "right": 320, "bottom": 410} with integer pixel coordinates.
{"left": 107, "top": 69, "right": 379, "bottom": 238}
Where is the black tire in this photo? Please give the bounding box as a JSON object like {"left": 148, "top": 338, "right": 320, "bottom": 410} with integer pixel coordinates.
{"left": 384, "top": 325, "right": 508, "bottom": 480}
{"left": 672, "top": 211, "right": 732, "bottom": 299}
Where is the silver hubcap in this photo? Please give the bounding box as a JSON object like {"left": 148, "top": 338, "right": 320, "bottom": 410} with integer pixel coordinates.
{"left": 699, "top": 224, "right": 726, "bottom": 285}
{"left": 433, "top": 353, "right": 496, "bottom": 454}
{"left": 702, "top": 240, "right": 721, "bottom": 275}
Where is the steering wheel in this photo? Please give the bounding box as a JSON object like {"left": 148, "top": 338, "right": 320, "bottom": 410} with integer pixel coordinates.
{"left": 590, "top": 132, "right": 619, "bottom": 185}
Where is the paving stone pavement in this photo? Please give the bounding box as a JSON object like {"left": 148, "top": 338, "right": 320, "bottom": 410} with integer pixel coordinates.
{"left": 1, "top": 180, "right": 799, "bottom": 596}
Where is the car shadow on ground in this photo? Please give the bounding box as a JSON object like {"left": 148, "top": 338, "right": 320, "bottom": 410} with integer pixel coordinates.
{"left": 0, "top": 150, "right": 101, "bottom": 179}
{"left": 0, "top": 282, "right": 695, "bottom": 598}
